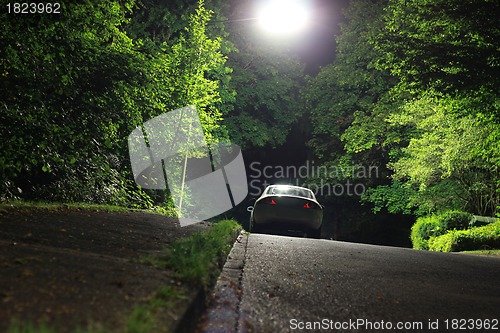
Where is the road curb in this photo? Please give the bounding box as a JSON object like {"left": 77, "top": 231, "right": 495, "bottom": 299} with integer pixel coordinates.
{"left": 173, "top": 287, "right": 207, "bottom": 333}
{"left": 195, "top": 231, "right": 249, "bottom": 333}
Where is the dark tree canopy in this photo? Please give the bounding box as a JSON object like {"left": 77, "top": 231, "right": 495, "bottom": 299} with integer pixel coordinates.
{"left": 377, "top": 0, "right": 499, "bottom": 93}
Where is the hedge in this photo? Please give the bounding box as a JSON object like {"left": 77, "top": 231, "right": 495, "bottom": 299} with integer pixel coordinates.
{"left": 428, "top": 222, "right": 500, "bottom": 252}
{"left": 410, "top": 210, "right": 473, "bottom": 250}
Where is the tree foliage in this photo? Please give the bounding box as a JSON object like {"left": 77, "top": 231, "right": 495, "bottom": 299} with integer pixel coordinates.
{"left": 302, "top": 0, "right": 397, "bottom": 193}
{"left": 305, "top": 0, "right": 391, "bottom": 156}
{"left": 224, "top": 46, "right": 305, "bottom": 149}
{"left": 303, "top": 0, "right": 499, "bottom": 217}
{"left": 0, "top": 0, "right": 233, "bottom": 207}
{"left": 376, "top": 0, "right": 499, "bottom": 95}
{"left": 372, "top": 0, "right": 500, "bottom": 216}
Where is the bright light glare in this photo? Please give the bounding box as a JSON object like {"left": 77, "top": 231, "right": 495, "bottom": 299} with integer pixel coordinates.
{"left": 257, "top": 0, "right": 310, "bottom": 35}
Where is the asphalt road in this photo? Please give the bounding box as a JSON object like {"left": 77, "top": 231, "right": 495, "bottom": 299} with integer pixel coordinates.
{"left": 201, "top": 233, "right": 500, "bottom": 333}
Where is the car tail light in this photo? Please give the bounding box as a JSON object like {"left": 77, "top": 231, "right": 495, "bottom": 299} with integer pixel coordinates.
{"left": 304, "top": 202, "right": 321, "bottom": 209}
{"left": 267, "top": 199, "right": 277, "bottom": 205}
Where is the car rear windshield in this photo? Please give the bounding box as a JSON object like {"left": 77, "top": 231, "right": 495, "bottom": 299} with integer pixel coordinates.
{"left": 267, "top": 186, "right": 313, "bottom": 199}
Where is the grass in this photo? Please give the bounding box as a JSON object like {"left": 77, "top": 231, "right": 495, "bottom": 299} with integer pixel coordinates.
{"left": 140, "top": 219, "right": 242, "bottom": 289}
{"left": 0, "top": 200, "right": 181, "bottom": 217}
{"left": 125, "top": 286, "right": 188, "bottom": 333}
{"left": 7, "top": 322, "right": 107, "bottom": 333}
{"left": 125, "top": 219, "right": 242, "bottom": 333}
{"left": 0, "top": 200, "right": 140, "bottom": 214}
{"left": 460, "top": 249, "right": 500, "bottom": 257}
{"left": 7, "top": 322, "right": 56, "bottom": 333}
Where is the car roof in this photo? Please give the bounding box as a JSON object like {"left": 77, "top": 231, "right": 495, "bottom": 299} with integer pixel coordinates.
{"left": 264, "top": 185, "right": 315, "bottom": 198}
{"left": 264, "top": 184, "right": 310, "bottom": 190}
{"left": 266, "top": 184, "right": 310, "bottom": 191}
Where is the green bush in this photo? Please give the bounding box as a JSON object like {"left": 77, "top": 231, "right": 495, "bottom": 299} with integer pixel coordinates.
{"left": 428, "top": 221, "right": 500, "bottom": 252}
{"left": 410, "top": 210, "right": 473, "bottom": 249}
{"left": 411, "top": 215, "right": 445, "bottom": 250}
{"left": 440, "top": 210, "right": 474, "bottom": 230}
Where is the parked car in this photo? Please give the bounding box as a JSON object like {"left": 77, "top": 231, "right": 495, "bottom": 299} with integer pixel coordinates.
{"left": 247, "top": 185, "right": 323, "bottom": 238}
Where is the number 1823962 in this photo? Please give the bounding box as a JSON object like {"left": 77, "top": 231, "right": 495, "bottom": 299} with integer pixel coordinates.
{"left": 6, "top": 3, "right": 61, "bottom": 14}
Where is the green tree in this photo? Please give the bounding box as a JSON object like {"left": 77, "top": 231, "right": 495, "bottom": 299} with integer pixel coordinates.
{"left": 303, "top": 0, "right": 499, "bottom": 218}
{"left": 376, "top": 0, "right": 499, "bottom": 97}
{"left": 302, "top": 0, "right": 397, "bottom": 186}
{"left": 127, "top": 0, "right": 236, "bottom": 130}
{"left": 0, "top": 0, "right": 233, "bottom": 209}
{"left": 365, "top": 0, "right": 500, "bottom": 216}
{"left": 1, "top": 0, "right": 141, "bottom": 203}
{"left": 386, "top": 94, "right": 499, "bottom": 215}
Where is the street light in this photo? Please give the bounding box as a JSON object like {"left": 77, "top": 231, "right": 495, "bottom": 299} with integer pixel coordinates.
{"left": 257, "top": 0, "right": 310, "bottom": 35}
{"left": 210, "top": 0, "right": 311, "bottom": 36}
